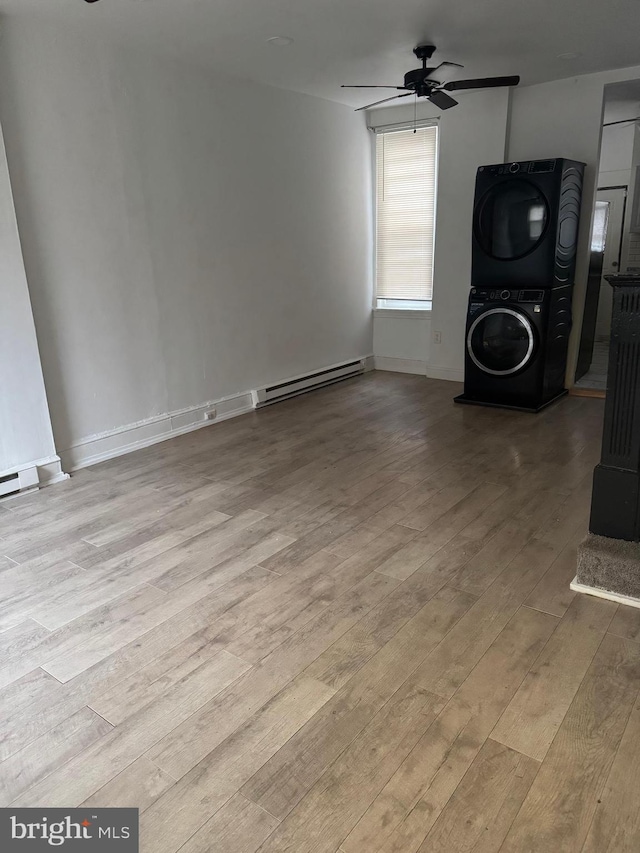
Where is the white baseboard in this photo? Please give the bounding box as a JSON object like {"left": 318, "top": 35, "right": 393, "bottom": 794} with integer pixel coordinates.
{"left": 570, "top": 576, "right": 640, "bottom": 610}
{"left": 426, "top": 365, "right": 464, "bottom": 382}
{"left": 0, "top": 455, "right": 68, "bottom": 500}
{"left": 60, "top": 392, "right": 254, "bottom": 472}
{"left": 38, "top": 457, "right": 69, "bottom": 487}
{"left": 58, "top": 355, "right": 375, "bottom": 474}
{"left": 374, "top": 357, "right": 427, "bottom": 375}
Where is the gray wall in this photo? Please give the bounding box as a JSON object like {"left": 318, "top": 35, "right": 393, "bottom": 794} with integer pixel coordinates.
{"left": 0, "top": 18, "right": 372, "bottom": 461}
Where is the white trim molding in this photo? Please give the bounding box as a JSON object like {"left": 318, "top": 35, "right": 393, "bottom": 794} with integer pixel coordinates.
{"left": 0, "top": 455, "right": 68, "bottom": 499}
{"left": 571, "top": 576, "right": 640, "bottom": 610}
{"left": 426, "top": 365, "right": 465, "bottom": 382}
{"left": 60, "top": 392, "right": 254, "bottom": 472}
{"left": 374, "top": 357, "right": 427, "bottom": 375}
{"left": 58, "top": 356, "right": 376, "bottom": 473}
{"left": 37, "top": 457, "right": 69, "bottom": 487}
{"left": 373, "top": 308, "right": 432, "bottom": 320}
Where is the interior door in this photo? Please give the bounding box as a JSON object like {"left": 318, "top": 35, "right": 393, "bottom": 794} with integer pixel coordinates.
{"left": 575, "top": 187, "right": 626, "bottom": 381}
{"left": 595, "top": 188, "right": 626, "bottom": 338}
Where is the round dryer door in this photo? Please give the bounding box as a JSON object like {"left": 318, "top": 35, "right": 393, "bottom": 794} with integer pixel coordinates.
{"left": 467, "top": 308, "right": 535, "bottom": 376}
{"left": 474, "top": 179, "right": 550, "bottom": 260}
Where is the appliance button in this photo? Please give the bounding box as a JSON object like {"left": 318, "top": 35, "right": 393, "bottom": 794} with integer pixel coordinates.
{"left": 500, "top": 290, "right": 511, "bottom": 300}
{"left": 509, "top": 162, "right": 520, "bottom": 173}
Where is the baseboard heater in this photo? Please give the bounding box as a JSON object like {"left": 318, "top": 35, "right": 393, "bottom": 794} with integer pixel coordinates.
{"left": 0, "top": 465, "right": 39, "bottom": 500}
{"left": 253, "top": 359, "right": 366, "bottom": 407}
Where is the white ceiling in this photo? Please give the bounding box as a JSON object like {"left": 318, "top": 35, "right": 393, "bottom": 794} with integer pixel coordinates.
{"left": 2, "top": 0, "right": 640, "bottom": 108}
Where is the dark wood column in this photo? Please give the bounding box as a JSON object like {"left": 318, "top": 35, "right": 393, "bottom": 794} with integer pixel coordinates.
{"left": 590, "top": 274, "right": 640, "bottom": 541}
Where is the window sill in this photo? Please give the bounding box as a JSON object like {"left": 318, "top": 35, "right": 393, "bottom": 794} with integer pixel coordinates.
{"left": 373, "top": 308, "right": 432, "bottom": 319}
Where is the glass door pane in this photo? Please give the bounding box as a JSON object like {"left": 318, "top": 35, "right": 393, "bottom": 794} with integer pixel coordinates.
{"left": 469, "top": 310, "right": 534, "bottom": 374}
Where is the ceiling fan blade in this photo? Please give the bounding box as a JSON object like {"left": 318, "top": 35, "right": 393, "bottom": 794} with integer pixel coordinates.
{"left": 341, "top": 85, "right": 410, "bottom": 90}
{"left": 423, "top": 61, "right": 464, "bottom": 83}
{"left": 427, "top": 90, "right": 458, "bottom": 110}
{"left": 443, "top": 75, "right": 520, "bottom": 91}
{"left": 355, "top": 92, "right": 413, "bottom": 111}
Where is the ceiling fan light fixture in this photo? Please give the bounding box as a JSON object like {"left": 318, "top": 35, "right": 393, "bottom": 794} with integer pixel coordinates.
{"left": 267, "top": 36, "right": 294, "bottom": 47}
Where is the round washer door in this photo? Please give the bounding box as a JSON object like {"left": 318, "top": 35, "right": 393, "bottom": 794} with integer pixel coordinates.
{"left": 474, "top": 179, "right": 550, "bottom": 260}
{"left": 467, "top": 307, "right": 535, "bottom": 376}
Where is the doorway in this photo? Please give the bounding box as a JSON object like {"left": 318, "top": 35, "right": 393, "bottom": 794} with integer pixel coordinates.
{"left": 575, "top": 187, "right": 626, "bottom": 391}
{"left": 575, "top": 81, "right": 640, "bottom": 394}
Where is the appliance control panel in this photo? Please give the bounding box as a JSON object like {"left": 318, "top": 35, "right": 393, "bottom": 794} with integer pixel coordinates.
{"left": 477, "top": 159, "right": 558, "bottom": 177}
{"left": 470, "top": 288, "right": 546, "bottom": 303}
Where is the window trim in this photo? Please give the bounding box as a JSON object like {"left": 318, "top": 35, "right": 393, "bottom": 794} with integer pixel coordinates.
{"left": 370, "top": 118, "right": 439, "bottom": 312}
{"left": 373, "top": 307, "right": 432, "bottom": 319}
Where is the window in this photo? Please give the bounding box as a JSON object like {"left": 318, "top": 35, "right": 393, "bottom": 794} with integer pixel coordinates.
{"left": 591, "top": 200, "right": 610, "bottom": 253}
{"left": 375, "top": 123, "right": 438, "bottom": 310}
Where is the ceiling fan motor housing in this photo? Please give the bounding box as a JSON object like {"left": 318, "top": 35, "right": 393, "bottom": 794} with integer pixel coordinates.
{"left": 404, "top": 67, "right": 437, "bottom": 95}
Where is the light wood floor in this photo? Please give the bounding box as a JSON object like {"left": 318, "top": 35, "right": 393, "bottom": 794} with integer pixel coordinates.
{"left": 1, "top": 372, "right": 639, "bottom": 853}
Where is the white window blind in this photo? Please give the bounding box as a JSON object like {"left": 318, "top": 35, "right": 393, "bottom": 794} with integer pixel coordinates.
{"left": 375, "top": 124, "right": 438, "bottom": 303}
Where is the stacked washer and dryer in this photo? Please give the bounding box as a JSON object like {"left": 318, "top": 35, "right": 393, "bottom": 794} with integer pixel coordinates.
{"left": 455, "top": 158, "right": 585, "bottom": 412}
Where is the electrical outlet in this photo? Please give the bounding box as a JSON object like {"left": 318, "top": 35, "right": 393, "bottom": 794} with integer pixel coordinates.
{"left": 205, "top": 408, "right": 217, "bottom": 421}
{"left": 433, "top": 331, "right": 442, "bottom": 345}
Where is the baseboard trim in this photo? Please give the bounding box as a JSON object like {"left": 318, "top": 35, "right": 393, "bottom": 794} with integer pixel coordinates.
{"left": 374, "top": 357, "right": 427, "bottom": 375}
{"left": 60, "top": 392, "right": 254, "bottom": 472}
{"left": 426, "top": 365, "right": 464, "bottom": 382}
{"left": 570, "top": 575, "right": 640, "bottom": 610}
{"left": 59, "top": 355, "right": 375, "bottom": 473}
{"left": 38, "top": 458, "right": 70, "bottom": 487}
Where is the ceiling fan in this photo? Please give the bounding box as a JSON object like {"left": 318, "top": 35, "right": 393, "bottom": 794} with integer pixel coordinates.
{"left": 342, "top": 45, "right": 520, "bottom": 111}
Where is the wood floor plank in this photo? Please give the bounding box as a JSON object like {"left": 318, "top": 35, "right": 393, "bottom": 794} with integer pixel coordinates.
{"left": 524, "top": 531, "right": 584, "bottom": 618}
{"left": 607, "top": 603, "right": 640, "bottom": 642}
{"left": 147, "top": 571, "right": 400, "bottom": 780}
{"left": 0, "top": 669, "right": 83, "bottom": 761}
{"left": 0, "top": 619, "right": 54, "bottom": 690}
{"left": 376, "top": 482, "right": 507, "bottom": 580}
{"left": 241, "top": 586, "right": 476, "bottom": 821}
{"left": 40, "top": 564, "right": 275, "bottom": 684}
{"left": 11, "top": 650, "right": 252, "bottom": 807}
{"left": 498, "top": 633, "right": 640, "bottom": 853}
{"left": 580, "top": 691, "right": 640, "bottom": 853}
{"left": 89, "top": 627, "right": 240, "bottom": 725}
{"left": 491, "top": 594, "right": 616, "bottom": 761}
{"left": 303, "top": 567, "right": 478, "bottom": 692}
{"left": 0, "top": 706, "right": 113, "bottom": 805}
{"left": 81, "top": 757, "right": 176, "bottom": 812}
{"left": 29, "top": 567, "right": 275, "bottom": 714}
{"left": 341, "top": 606, "right": 557, "bottom": 853}
{"left": 255, "top": 682, "right": 444, "bottom": 853}
{"left": 177, "top": 793, "right": 280, "bottom": 853}
{"left": 449, "top": 487, "right": 569, "bottom": 597}
{"left": 139, "top": 675, "right": 334, "bottom": 853}
{"left": 410, "top": 509, "right": 583, "bottom": 701}
{"left": 414, "top": 739, "right": 539, "bottom": 853}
